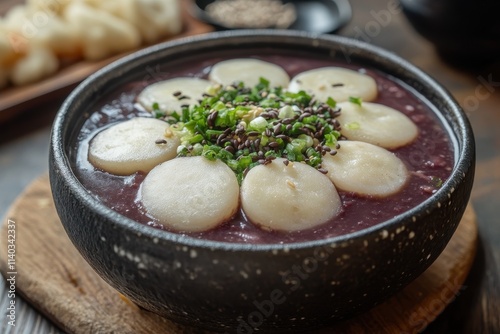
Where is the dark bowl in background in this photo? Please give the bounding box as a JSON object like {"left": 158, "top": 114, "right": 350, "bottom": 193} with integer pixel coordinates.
{"left": 49, "top": 30, "right": 475, "bottom": 332}
{"left": 192, "top": 0, "right": 352, "bottom": 34}
{"left": 401, "top": 0, "right": 500, "bottom": 65}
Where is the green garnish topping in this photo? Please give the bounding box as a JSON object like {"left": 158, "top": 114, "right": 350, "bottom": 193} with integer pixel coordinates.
{"left": 326, "top": 97, "right": 337, "bottom": 108}
{"left": 159, "top": 80, "right": 343, "bottom": 183}
{"left": 431, "top": 176, "right": 443, "bottom": 188}
{"left": 345, "top": 121, "right": 360, "bottom": 130}
{"left": 349, "top": 96, "right": 363, "bottom": 106}
{"left": 152, "top": 102, "right": 164, "bottom": 119}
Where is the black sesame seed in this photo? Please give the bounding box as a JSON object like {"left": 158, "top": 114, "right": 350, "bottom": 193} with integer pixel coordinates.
{"left": 273, "top": 125, "right": 282, "bottom": 135}
{"left": 300, "top": 127, "right": 312, "bottom": 136}
{"left": 254, "top": 138, "right": 261, "bottom": 148}
{"left": 207, "top": 111, "right": 218, "bottom": 128}
{"left": 155, "top": 139, "right": 167, "bottom": 145}
{"left": 299, "top": 113, "right": 311, "bottom": 121}
{"left": 173, "top": 91, "right": 182, "bottom": 97}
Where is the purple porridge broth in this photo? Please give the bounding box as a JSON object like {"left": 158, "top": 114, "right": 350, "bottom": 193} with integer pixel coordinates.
{"left": 73, "top": 51, "right": 454, "bottom": 244}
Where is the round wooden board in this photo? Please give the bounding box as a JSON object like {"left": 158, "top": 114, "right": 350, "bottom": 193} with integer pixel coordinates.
{"left": 0, "top": 175, "right": 478, "bottom": 334}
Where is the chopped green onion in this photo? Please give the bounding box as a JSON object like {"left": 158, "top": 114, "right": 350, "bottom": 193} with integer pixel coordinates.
{"left": 345, "top": 122, "right": 361, "bottom": 130}
{"left": 349, "top": 96, "right": 363, "bottom": 106}
{"left": 161, "top": 79, "right": 343, "bottom": 183}
{"left": 431, "top": 176, "right": 443, "bottom": 188}
{"left": 326, "top": 97, "right": 337, "bottom": 108}
{"left": 248, "top": 116, "right": 268, "bottom": 132}
{"left": 278, "top": 105, "right": 295, "bottom": 119}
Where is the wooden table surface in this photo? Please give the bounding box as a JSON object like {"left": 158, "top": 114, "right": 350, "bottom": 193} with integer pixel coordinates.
{"left": 1, "top": 0, "right": 499, "bottom": 333}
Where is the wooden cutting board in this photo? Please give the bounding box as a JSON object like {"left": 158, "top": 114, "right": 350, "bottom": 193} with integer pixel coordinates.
{"left": 0, "top": 175, "right": 478, "bottom": 334}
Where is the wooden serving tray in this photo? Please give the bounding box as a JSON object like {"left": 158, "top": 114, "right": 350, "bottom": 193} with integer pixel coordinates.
{"left": 0, "top": 0, "right": 214, "bottom": 123}
{"left": 0, "top": 175, "right": 477, "bottom": 333}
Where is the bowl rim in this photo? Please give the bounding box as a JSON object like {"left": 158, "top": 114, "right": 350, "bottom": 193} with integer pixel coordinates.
{"left": 51, "top": 29, "right": 474, "bottom": 252}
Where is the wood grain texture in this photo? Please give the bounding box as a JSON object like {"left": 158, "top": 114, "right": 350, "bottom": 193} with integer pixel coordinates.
{"left": 0, "top": 0, "right": 214, "bottom": 122}
{"left": 0, "top": 175, "right": 477, "bottom": 334}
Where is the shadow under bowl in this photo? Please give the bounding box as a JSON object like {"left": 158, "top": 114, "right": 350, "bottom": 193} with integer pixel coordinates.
{"left": 49, "top": 30, "right": 475, "bottom": 332}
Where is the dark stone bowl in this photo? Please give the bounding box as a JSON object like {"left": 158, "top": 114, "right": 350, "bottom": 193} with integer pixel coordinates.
{"left": 49, "top": 30, "right": 475, "bottom": 333}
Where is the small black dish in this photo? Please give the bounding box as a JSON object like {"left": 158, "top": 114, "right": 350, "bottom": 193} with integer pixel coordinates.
{"left": 192, "top": 0, "right": 352, "bottom": 34}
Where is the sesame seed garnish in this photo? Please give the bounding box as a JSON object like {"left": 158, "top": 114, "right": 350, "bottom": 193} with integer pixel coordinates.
{"left": 155, "top": 139, "right": 167, "bottom": 145}
{"left": 167, "top": 78, "right": 342, "bottom": 182}
{"left": 286, "top": 179, "right": 296, "bottom": 189}
{"left": 268, "top": 141, "right": 280, "bottom": 149}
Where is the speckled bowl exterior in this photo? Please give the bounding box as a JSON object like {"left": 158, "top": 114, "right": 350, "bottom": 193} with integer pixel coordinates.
{"left": 49, "top": 31, "right": 475, "bottom": 332}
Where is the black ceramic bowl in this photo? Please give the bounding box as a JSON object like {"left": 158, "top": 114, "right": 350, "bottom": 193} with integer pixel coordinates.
{"left": 49, "top": 30, "right": 474, "bottom": 332}
{"left": 401, "top": 0, "right": 500, "bottom": 65}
